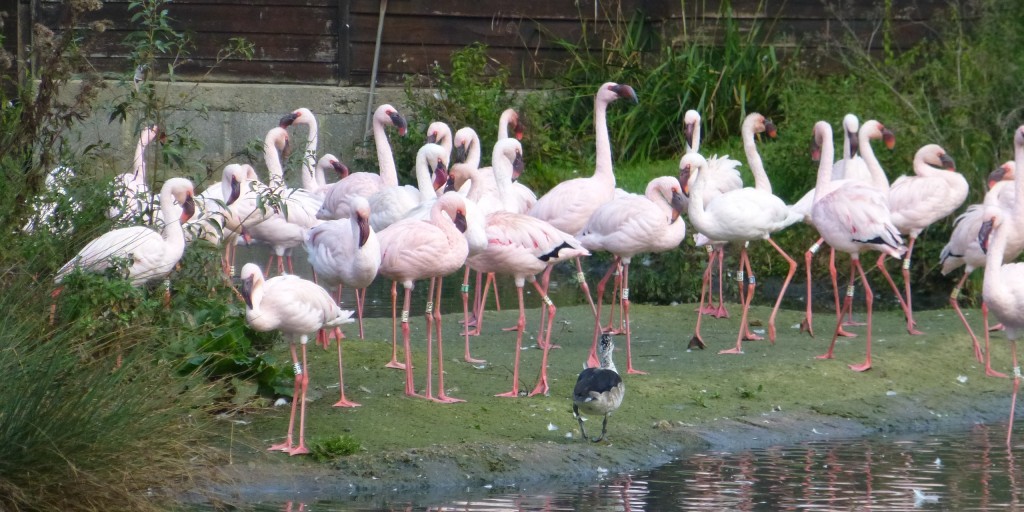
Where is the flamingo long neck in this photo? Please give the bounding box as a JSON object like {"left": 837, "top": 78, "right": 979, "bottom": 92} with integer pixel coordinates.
{"left": 373, "top": 116, "right": 399, "bottom": 187}
{"left": 498, "top": 110, "right": 513, "bottom": 140}
{"left": 686, "top": 165, "right": 712, "bottom": 232}
{"left": 158, "top": 187, "right": 186, "bottom": 250}
{"left": 690, "top": 121, "right": 702, "bottom": 154}
{"left": 859, "top": 129, "right": 890, "bottom": 195}
{"left": 812, "top": 124, "right": 836, "bottom": 205}
{"left": 491, "top": 151, "right": 519, "bottom": 213}
{"left": 414, "top": 154, "right": 437, "bottom": 201}
{"left": 468, "top": 132, "right": 482, "bottom": 169}
{"left": 132, "top": 133, "right": 149, "bottom": 182}
{"left": 431, "top": 201, "right": 463, "bottom": 248}
{"left": 263, "top": 131, "right": 285, "bottom": 188}
{"left": 593, "top": 96, "right": 616, "bottom": 188}
{"left": 742, "top": 122, "right": 771, "bottom": 193}
{"left": 1014, "top": 137, "right": 1024, "bottom": 217}
{"left": 983, "top": 220, "right": 1009, "bottom": 301}
{"left": 301, "top": 115, "right": 321, "bottom": 188}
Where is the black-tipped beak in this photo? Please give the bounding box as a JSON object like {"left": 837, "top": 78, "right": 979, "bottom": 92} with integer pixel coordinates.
{"left": 684, "top": 122, "right": 696, "bottom": 148}
{"left": 444, "top": 174, "right": 456, "bottom": 193}
{"left": 357, "top": 213, "right": 371, "bottom": 247}
{"left": 848, "top": 131, "right": 860, "bottom": 157}
{"left": 390, "top": 111, "right": 408, "bottom": 136}
{"left": 765, "top": 119, "right": 778, "bottom": 138}
{"left": 670, "top": 190, "right": 686, "bottom": 222}
{"left": 979, "top": 218, "right": 995, "bottom": 254}
{"left": 432, "top": 160, "right": 448, "bottom": 191}
{"left": 612, "top": 84, "right": 639, "bottom": 104}
{"left": 512, "top": 151, "right": 525, "bottom": 181}
{"left": 228, "top": 176, "right": 241, "bottom": 205}
{"left": 882, "top": 128, "right": 896, "bottom": 150}
{"left": 454, "top": 210, "right": 467, "bottom": 233}
{"left": 453, "top": 143, "right": 468, "bottom": 164}
{"left": 809, "top": 137, "right": 822, "bottom": 162}
{"left": 331, "top": 160, "right": 350, "bottom": 179}
{"left": 987, "top": 166, "right": 1007, "bottom": 190}
{"left": 279, "top": 112, "right": 299, "bottom": 128}
{"left": 940, "top": 153, "right": 956, "bottom": 171}
{"left": 180, "top": 193, "right": 196, "bottom": 222}
{"left": 679, "top": 167, "right": 692, "bottom": 197}
{"left": 426, "top": 132, "right": 437, "bottom": 144}
{"left": 241, "top": 275, "right": 254, "bottom": 309}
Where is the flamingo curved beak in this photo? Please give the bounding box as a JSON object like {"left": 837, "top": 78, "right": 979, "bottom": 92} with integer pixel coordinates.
{"left": 331, "top": 160, "right": 350, "bottom": 179}
{"left": 684, "top": 121, "right": 696, "bottom": 149}
{"left": 882, "top": 128, "right": 896, "bottom": 150}
{"left": 357, "top": 213, "right": 371, "bottom": 247}
{"left": 679, "top": 166, "right": 692, "bottom": 197}
{"left": 848, "top": 130, "right": 860, "bottom": 157}
{"left": 940, "top": 153, "right": 957, "bottom": 171}
{"left": 279, "top": 112, "right": 300, "bottom": 128}
{"left": 809, "top": 137, "right": 822, "bottom": 162}
{"left": 512, "top": 151, "right": 525, "bottom": 181}
{"left": 180, "top": 193, "right": 196, "bottom": 222}
{"left": 444, "top": 173, "right": 457, "bottom": 193}
{"left": 390, "top": 111, "right": 408, "bottom": 136}
{"left": 432, "top": 160, "right": 448, "bottom": 191}
{"left": 979, "top": 218, "right": 995, "bottom": 254}
{"left": 454, "top": 210, "right": 468, "bottom": 233}
{"left": 611, "top": 84, "right": 639, "bottom": 104}
{"left": 227, "top": 175, "right": 241, "bottom": 205}
{"left": 240, "top": 274, "right": 255, "bottom": 309}
{"left": 765, "top": 119, "right": 778, "bottom": 139}
{"left": 670, "top": 189, "right": 686, "bottom": 222}
{"left": 426, "top": 131, "right": 438, "bottom": 144}
{"left": 453, "top": 143, "right": 469, "bottom": 164}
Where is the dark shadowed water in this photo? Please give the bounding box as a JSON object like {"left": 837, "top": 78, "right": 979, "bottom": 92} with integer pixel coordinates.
{"left": 211, "top": 422, "right": 1024, "bottom": 511}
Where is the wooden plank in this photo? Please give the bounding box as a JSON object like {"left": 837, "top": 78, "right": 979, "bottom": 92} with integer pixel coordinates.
{"left": 80, "top": 32, "right": 337, "bottom": 63}
{"left": 87, "top": 58, "right": 338, "bottom": 83}
{"left": 349, "top": 0, "right": 648, "bottom": 21}
{"left": 41, "top": 0, "right": 336, "bottom": 7}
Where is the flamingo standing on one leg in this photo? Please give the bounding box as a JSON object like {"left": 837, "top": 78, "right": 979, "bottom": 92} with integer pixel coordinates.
{"left": 376, "top": 193, "right": 470, "bottom": 403}
{"left": 808, "top": 121, "right": 906, "bottom": 372}
{"left": 978, "top": 201, "right": 1024, "bottom": 447}
{"left": 239, "top": 263, "right": 355, "bottom": 454}
{"left": 529, "top": 82, "right": 637, "bottom": 321}
{"left": 468, "top": 138, "right": 590, "bottom": 397}
{"left": 877, "top": 144, "right": 967, "bottom": 335}
{"left": 578, "top": 176, "right": 687, "bottom": 373}
{"left": 940, "top": 162, "right": 1016, "bottom": 375}
{"left": 304, "top": 195, "right": 381, "bottom": 344}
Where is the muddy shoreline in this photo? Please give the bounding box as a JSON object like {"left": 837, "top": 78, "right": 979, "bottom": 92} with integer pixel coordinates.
{"left": 180, "top": 304, "right": 1017, "bottom": 506}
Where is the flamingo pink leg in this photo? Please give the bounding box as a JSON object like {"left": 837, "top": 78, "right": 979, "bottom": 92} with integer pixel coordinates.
{"left": 529, "top": 282, "right": 557, "bottom": 397}
{"left": 588, "top": 260, "right": 620, "bottom": 368}
{"left": 800, "top": 238, "right": 824, "bottom": 336}
{"left": 423, "top": 278, "right": 438, "bottom": 401}
{"left": 721, "top": 249, "right": 758, "bottom": 355}
{"left": 833, "top": 253, "right": 858, "bottom": 338}
{"left": 385, "top": 282, "right": 405, "bottom": 369}
{"left": 689, "top": 256, "right": 711, "bottom": 350}
{"left": 875, "top": 247, "right": 924, "bottom": 335}
{"left": 713, "top": 246, "right": 730, "bottom": 318}
{"left": 848, "top": 258, "right": 874, "bottom": 372}
{"left": 767, "top": 238, "right": 797, "bottom": 344}
{"left": 949, "top": 273, "right": 984, "bottom": 363}
{"left": 983, "top": 302, "right": 1009, "bottom": 379}
{"left": 1007, "top": 341, "right": 1019, "bottom": 448}
{"left": 269, "top": 342, "right": 301, "bottom": 452}
{"left": 333, "top": 326, "right": 360, "bottom": 407}
{"left": 460, "top": 267, "right": 485, "bottom": 363}
{"left": 399, "top": 284, "right": 425, "bottom": 399}
{"left": 288, "top": 342, "right": 311, "bottom": 456}
{"left": 739, "top": 251, "right": 763, "bottom": 342}
{"left": 432, "top": 278, "right": 464, "bottom": 403}
{"left": 900, "top": 236, "right": 923, "bottom": 334}
{"left": 496, "top": 284, "right": 527, "bottom": 398}
{"left": 697, "top": 245, "right": 717, "bottom": 315}
{"left": 621, "top": 261, "right": 646, "bottom": 374}
{"left": 355, "top": 287, "right": 366, "bottom": 339}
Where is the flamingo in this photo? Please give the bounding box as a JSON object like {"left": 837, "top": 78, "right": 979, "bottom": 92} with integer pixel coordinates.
{"left": 239, "top": 263, "right": 356, "bottom": 454}
{"left": 278, "top": 108, "right": 326, "bottom": 195}
{"left": 376, "top": 192, "right": 470, "bottom": 403}
{"left": 467, "top": 138, "right": 590, "bottom": 397}
{"left": 426, "top": 121, "right": 453, "bottom": 162}
{"left": 573, "top": 333, "right": 625, "bottom": 443}
{"left": 368, "top": 143, "right": 449, "bottom": 232}
{"left": 877, "top": 144, "right": 967, "bottom": 335}
{"left": 680, "top": 134, "right": 801, "bottom": 354}
{"left": 940, "top": 162, "right": 1016, "bottom": 375}
{"left": 529, "top": 82, "right": 637, "bottom": 319}
{"left": 304, "top": 195, "right": 381, "bottom": 342}
{"left": 831, "top": 113, "right": 871, "bottom": 182}
{"left": 109, "top": 125, "right": 159, "bottom": 223}
{"left": 244, "top": 127, "right": 324, "bottom": 275}
{"left": 316, "top": 104, "right": 407, "bottom": 220}
{"left": 681, "top": 109, "right": 743, "bottom": 319}
{"left": 978, "top": 202, "right": 1024, "bottom": 447}
{"left": 578, "top": 175, "right": 687, "bottom": 373}
{"left": 798, "top": 119, "right": 895, "bottom": 337}
{"left": 808, "top": 121, "right": 906, "bottom": 372}
{"left": 57, "top": 177, "right": 195, "bottom": 287}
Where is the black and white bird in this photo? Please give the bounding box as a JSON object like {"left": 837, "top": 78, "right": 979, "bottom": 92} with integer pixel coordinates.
{"left": 573, "top": 333, "right": 625, "bottom": 442}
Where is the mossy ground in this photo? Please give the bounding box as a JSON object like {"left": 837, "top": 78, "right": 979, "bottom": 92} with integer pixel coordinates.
{"left": 189, "top": 296, "right": 1017, "bottom": 505}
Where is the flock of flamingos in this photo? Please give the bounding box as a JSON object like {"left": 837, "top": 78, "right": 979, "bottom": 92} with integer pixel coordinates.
{"left": 45, "top": 82, "right": 1024, "bottom": 453}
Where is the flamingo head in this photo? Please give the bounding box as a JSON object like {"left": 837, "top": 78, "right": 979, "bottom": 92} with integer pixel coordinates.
{"left": 978, "top": 210, "right": 1004, "bottom": 254}
{"left": 764, "top": 118, "right": 777, "bottom": 139}
{"left": 678, "top": 153, "right": 705, "bottom": 197}
{"left": 669, "top": 185, "right": 685, "bottom": 222}
{"left": 606, "top": 83, "right": 638, "bottom": 104}
{"left": 389, "top": 109, "right": 408, "bottom": 136}
{"left": 356, "top": 209, "right": 372, "bottom": 247}
{"left": 988, "top": 161, "right": 1015, "bottom": 190}
{"left": 279, "top": 111, "right": 299, "bottom": 128}
{"left": 329, "top": 158, "right": 349, "bottom": 179}
{"left": 809, "top": 135, "right": 822, "bottom": 162}
{"left": 239, "top": 263, "right": 263, "bottom": 309}
{"left": 512, "top": 111, "right": 525, "bottom": 141}
{"left": 881, "top": 126, "right": 896, "bottom": 150}
{"left": 683, "top": 110, "right": 700, "bottom": 150}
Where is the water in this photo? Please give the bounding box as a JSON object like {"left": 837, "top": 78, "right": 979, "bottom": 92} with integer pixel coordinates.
{"left": 233, "top": 423, "right": 1024, "bottom": 511}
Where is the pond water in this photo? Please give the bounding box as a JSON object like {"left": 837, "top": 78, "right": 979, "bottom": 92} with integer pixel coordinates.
{"left": 225, "top": 422, "right": 1024, "bottom": 511}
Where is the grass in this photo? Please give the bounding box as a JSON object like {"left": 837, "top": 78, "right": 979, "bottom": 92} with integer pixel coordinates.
{"left": 200, "top": 279, "right": 1015, "bottom": 503}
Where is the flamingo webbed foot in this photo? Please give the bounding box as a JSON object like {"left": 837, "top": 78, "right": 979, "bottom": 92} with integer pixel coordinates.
{"left": 712, "top": 305, "right": 730, "bottom": 318}
{"left": 848, "top": 361, "right": 872, "bottom": 372}
{"left": 626, "top": 367, "right": 647, "bottom": 375}
{"left": 986, "top": 368, "right": 1009, "bottom": 379}
{"left": 287, "top": 445, "right": 310, "bottom": 456}
{"left": 333, "top": 398, "right": 361, "bottom": 407}
{"left": 718, "top": 347, "right": 744, "bottom": 355}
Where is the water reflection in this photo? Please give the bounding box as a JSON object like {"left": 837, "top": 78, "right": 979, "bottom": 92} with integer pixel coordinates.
{"left": 257, "top": 423, "right": 1024, "bottom": 511}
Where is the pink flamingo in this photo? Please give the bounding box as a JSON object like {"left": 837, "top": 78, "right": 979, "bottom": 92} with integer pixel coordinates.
{"left": 877, "top": 144, "right": 967, "bottom": 335}
{"left": 529, "top": 82, "right": 637, "bottom": 319}
{"left": 468, "top": 138, "right": 590, "bottom": 397}
{"left": 978, "top": 199, "right": 1024, "bottom": 447}
{"left": 578, "top": 176, "right": 687, "bottom": 373}
{"left": 368, "top": 142, "right": 449, "bottom": 231}
{"left": 239, "top": 263, "right": 355, "bottom": 454}
{"left": 680, "top": 125, "right": 801, "bottom": 354}
{"left": 940, "top": 162, "right": 1015, "bottom": 375}
{"left": 316, "top": 104, "right": 407, "bottom": 220}
{"left": 304, "top": 195, "right": 381, "bottom": 343}
{"left": 797, "top": 119, "right": 895, "bottom": 337}
{"left": 808, "top": 121, "right": 906, "bottom": 372}
{"left": 681, "top": 109, "right": 743, "bottom": 319}
{"left": 376, "top": 192, "right": 470, "bottom": 403}
{"left": 109, "top": 125, "right": 159, "bottom": 223}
